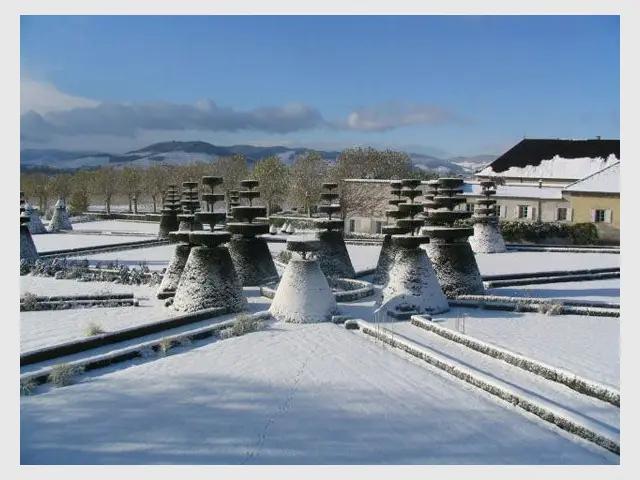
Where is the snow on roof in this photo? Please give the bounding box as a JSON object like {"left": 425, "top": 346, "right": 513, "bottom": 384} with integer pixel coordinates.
{"left": 563, "top": 162, "right": 620, "bottom": 194}
{"left": 461, "top": 183, "right": 564, "bottom": 200}
{"left": 477, "top": 154, "right": 619, "bottom": 180}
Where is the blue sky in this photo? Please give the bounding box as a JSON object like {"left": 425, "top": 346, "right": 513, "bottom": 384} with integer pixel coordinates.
{"left": 20, "top": 15, "right": 620, "bottom": 157}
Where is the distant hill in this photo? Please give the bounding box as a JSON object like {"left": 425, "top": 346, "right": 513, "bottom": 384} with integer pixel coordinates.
{"left": 20, "top": 141, "right": 497, "bottom": 177}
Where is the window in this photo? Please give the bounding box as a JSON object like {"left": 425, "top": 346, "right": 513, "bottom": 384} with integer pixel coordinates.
{"left": 494, "top": 205, "right": 501, "bottom": 217}
{"left": 594, "top": 209, "right": 606, "bottom": 223}
{"left": 349, "top": 219, "right": 356, "bottom": 232}
{"left": 374, "top": 221, "right": 383, "bottom": 234}
{"left": 557, "top": 207, "right": 567, "bottom": 221}
{"left": 465, "top": 203, "right": 475, "bottom": 212}
{"left": 518, "top": 205, "right": 529, "bottom": 219}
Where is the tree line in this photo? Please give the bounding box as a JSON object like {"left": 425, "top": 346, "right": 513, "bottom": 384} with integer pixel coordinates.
{"left": 20, "top": 147, "right": 439, "bottom": 219}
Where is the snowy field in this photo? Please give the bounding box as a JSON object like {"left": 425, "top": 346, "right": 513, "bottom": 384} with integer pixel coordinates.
{"left": 72, "top": 220, "right": 160, "bottom": 235}
{"left": 436, "top": 308, "right": 619, "bottom": 388}
{"left": 19, "top": 226, "right": 621, "bottom": 464}
{"left": 488, "top": 278, "right": 620, "bottom": 303}
{"left": 20, "top": 323, "right": 618, "bottom": 465}
{"left": 33, "top": 233, "right": 152, "bottom": 253}
{"left": 20, "top": 277, "right": 271, "bottom": 354}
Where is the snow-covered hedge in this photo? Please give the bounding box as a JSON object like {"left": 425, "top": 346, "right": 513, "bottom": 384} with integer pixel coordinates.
{"left": 356, "top": 320, "right": 619, "bottom": 456}
{"left": 20, "top": 258, "right": 163, "bottom": 286}
{"left": 483, "top": 271, "right": 620, "bottom": 288}
{"left": 455, "top": 294, "right": 619, "bottom": 310}
{"left": 409, "top": 316, "right": 620, "bottom": 406}
{"left": 455, "top": 219, "right": 601, "bottom": 245}
{"left": 449, "top": 298, "right": 619, "bottom": 318}
{"left": 260, "top": 277, "right": 374, "bottom": 302}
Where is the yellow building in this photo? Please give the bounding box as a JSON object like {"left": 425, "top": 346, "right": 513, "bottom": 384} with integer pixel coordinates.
{"left": 562, "top": 162, "right": 620, "bottom": 243}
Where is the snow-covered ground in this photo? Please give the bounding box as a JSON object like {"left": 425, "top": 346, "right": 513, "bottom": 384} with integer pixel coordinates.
{"left": 20, "top": 322, "right": 618, "bottom": 465}
{"left": 20, "top": 277, "right": 271, "bottom": 354}
{"left": 33, "top": 233, "right": 152, "bottom": 253}
{"left": 436, "top": 308, "right": 619, "bottom": 388}
{"left": 488, "top": 278, "right": 620, "bottom": 303}
{"left": 72, "top": 220, "right": 161, "bottom": 235}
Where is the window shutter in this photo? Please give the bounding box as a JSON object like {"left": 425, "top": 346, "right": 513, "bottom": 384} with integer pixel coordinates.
{"left": 500, "top": 205, "right": 507, "bottom": 218}
{"left": 604, "top": 210, "right": 612, "bottom": 223}
{"left": 590, "top": 209, "right": 596, "bottom": 222}
{"left": 530, "top": 207, "right": 536, "bottom": 220}
{"left": 567, "top": 208, "right": 573, "bottom": 222}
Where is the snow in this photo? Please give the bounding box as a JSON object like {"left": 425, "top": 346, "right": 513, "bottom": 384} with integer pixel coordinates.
{"left": 72, "top": 220, "right": 161, "bottom": 235}
{"left": 269, "top": 259, "right": 338, "bottom": 323}
{"left": 473, "top": 251, "right": 619, "bottom": 275}
{"left": 32, "top": 233, "right": 153, "bottom": 253}
{"left": 461, "top": 182, "right": 565, "bottom": 200}
{"left": 380, "top": 321, "right": 619, "bottom": 441}
{"left": 23, "top": 203, "right": 47, "bottom": 234}
{"left": 19, "top": 276, "right": 270, "bottom": 355}
{"left": 477, "top": 154, "right": 619, "bottom": 181}
{"left": 436, "top": 308, "right": 619, "bottom": 388}
{"left": 20, "top": 322, "right": 617, "bottom": 464}
{"left": 488, "top": 278, "right": 620, "bottom": 303}
{"left": 564, "top": 161, "right": 620, "bottom": 194}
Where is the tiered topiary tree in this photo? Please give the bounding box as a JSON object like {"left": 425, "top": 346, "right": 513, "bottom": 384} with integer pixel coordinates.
{"left": 311, "top": 183, "right": 356, "bottom": 279}
{"left": 20, "top": 191, "right": 39, "bottom": 261}
{"left": 171, "top": 176, "right": 247, "bottom": 313}
{"left": 226, "top": 180, "right": 279, "bottom": 286}
{"left": 373, "top": 181, "right": 407, "bottom": 285}
{"left": 421, "top": 178, "right": 484, "bottom": 296}
{"left": 468, "top": 180, "right": 507, "bottom": 253}
{"left": 381, "top": 179, "right": 448, "bottom": 316}
{"left": 157, "top": 184, "right": 181, "bottom": 239}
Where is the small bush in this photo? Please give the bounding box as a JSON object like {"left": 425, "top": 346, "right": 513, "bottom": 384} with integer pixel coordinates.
{"left": 218, "top": 315, "right": 265, "bottom": 339}
{"left": 85, "top": 322, "right": 106, "bottom": 336}
{"left": 537, "top": 301, "right": 564, "bottom": 316}
{"left": 20, "top": 379, "right": 37, "bottom": 396}
{"left": 21, "top": 292, "right": 39, "bottom": 311}
{"left": 48, "top": 363, "right": 84, "bottom": 387}
{"left": 157, "top": 337, "right": 173, "bottom": 355}
{"left": 277, "top": 250, "right": 292, "bottom": 264}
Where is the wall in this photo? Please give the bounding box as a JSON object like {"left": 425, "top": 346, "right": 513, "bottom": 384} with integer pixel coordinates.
{"left": 566, "top": 193, "right": 620, "bottom": 242}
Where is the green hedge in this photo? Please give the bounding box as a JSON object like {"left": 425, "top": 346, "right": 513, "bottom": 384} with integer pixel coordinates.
{"left": 454, "top": 219, "right": 600, "bottom": 245}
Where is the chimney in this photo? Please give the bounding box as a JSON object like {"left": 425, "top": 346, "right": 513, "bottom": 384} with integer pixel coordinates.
{"left": 596, "top": 135, "right": 601, "bottom": 140}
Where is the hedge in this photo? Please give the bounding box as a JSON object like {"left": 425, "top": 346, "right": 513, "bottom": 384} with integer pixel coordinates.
{"left": 454, "top": 219, "right": 600, "bottom": 245}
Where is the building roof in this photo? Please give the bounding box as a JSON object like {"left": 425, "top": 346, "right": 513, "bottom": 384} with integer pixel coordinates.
{"left": 477, "top": 139, "right": 620, "bottom": 180}
{"left": 563, "top": 161, "right": 620, "bottom": 194}
{"left": 461, "top": 182, "right": 564, "bottom": 200}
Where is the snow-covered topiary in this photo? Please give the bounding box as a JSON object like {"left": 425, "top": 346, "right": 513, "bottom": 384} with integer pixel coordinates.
{"left": 49, "top": 199, "right": 73, "bottom": 231}
{"left": 20, "top": 216, "right": 39, "bottom": 261}
{"left": 382, "top": 245, "right": 449, "bottom": 315}
{"left": 156, "top": 244, "right": 191, "bottom": 298}
{"left": 172, "top": 245, "right": 247, "bottom": 313}
{"left": 469, "top": 222, "right": 507, "bottom": 254}
{"left": 373, "top": 234, "right": 399, "bottom": 285}
{"left": 314, "top": 230, "right": 356, "bottom": 279}
{"left": 424, "top": 241, "right": 485, "bottom": 297}
{"left": 269, "top": 258, "right": 339, "bottom": 323}
{"left": 269, "top": 224, "right": 278, "bottom": 235}
{"left": 281, "top": 222, "right": 290, "bottom": 233}
{"left": 286, "top": 224, "right": 295, "bottom": 234}
{"left": 227, "top": 237, "right": 279, "bottom": 286}
{"left": 23, "top": 203, "right": 47, "bottom": 234}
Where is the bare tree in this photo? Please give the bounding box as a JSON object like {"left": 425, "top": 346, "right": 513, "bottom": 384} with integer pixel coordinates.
{"left": 144, "top": 164, "right": 172, "bottom": 213}
{"left": 250, "top": 156, "right": 289, "bottom": 216}
{"left": 213, "top": 155, "right": 249, "bottom": 193}
{"left": 328, "top": 147, "right": 413, "bottom": 219}
{"left": 288, "top": 152, "right": 327, "bottom": 217}
{"left": 120, "top": 165, "right": 144, "bottom": 213}
{"left": 21, "top": 173, "right": 52, "bottom": 213}
{"left": 68, "top": 170, "right": 93, "bottom": 214}
{"left": 90, "top": 167, "right": 119, "bottom": 214}
{"left": 50, "top": 173, "right": 74, "bottom": 203}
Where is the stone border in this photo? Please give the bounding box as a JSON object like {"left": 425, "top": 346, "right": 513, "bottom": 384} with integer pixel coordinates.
{"left": 448, "top": 298, "right": 619, "bottom": 318}
{"left": 352, "top": 320, "right": 619, "bottom": 456}
{"left": 409, "top": 316, "right": 620, "bottom": 406}
{"left": 259, "top": 278, "right": 374, "bottom": 302}
{"left": 22, "top": 293, "right": 134, "bottom": 302}
{"left": 507, "top": 246, "right": 619, "bottom": 254}
{"left": 484, "top": 272, "right": 619, "bottom": 288}
{"left": 20, "top": 306, "right": 229, "bottom": 366}
{"left": 20, "top": 311, "right": 273, "bottom": 390}
{"left": 455, "top": 294, "right": 619, "bottom": 309}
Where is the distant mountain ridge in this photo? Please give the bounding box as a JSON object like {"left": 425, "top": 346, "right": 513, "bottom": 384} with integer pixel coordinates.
{"left": 20, "top": 140, "right": 496, "bottom": 176}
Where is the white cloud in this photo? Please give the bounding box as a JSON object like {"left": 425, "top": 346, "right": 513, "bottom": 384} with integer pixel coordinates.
{"left": 20, "top": 78, "right": 100, "bottom": 115}
{"left": 338, "top": 101, "right": 467, "bottom": 132}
